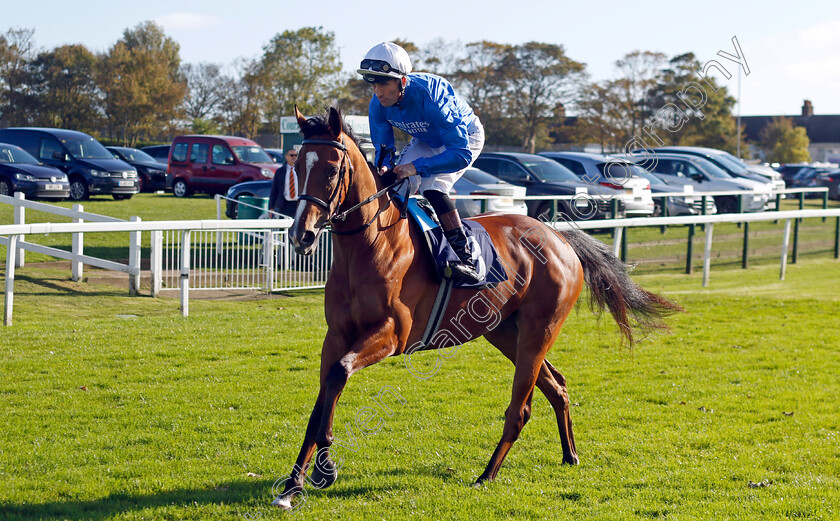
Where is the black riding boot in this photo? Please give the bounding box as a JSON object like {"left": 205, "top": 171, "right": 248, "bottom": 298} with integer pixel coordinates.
{"left": 443, "top": 226, "right": 482, "bottom": 285}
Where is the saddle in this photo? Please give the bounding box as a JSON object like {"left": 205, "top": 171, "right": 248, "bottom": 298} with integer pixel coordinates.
{"left": 401, "top": 196, "right": 508, "bottom": 289}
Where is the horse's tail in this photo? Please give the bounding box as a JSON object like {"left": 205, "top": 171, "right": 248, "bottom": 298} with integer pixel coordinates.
{"left": 560, "top": 229, "right": 684, "bottom": 345}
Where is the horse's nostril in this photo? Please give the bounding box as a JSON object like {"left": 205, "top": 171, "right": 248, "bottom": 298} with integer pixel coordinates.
{"left": 299, "top": 231, "right": 315, "bottom": 248}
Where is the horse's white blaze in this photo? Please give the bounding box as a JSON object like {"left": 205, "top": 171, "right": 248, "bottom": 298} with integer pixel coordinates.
{"left": 304, "top": 151, "right": 318, "bottom": 193}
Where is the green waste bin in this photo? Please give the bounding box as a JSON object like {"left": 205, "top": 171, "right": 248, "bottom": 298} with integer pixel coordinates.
{"left": 237, "top": 196, "right": 269, "bottom": 219}
{"left": 237, "top": 196, "right": 269, "bottom": 244}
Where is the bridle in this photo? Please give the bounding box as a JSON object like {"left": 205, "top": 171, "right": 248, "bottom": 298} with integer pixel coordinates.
{"left": 298, "top": 137, "right": 401, "bottom": 235}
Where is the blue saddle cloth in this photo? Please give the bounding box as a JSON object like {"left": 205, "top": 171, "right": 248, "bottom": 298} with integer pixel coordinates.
{"left": 404, "top": 198, "right": 507, "bottom": 289}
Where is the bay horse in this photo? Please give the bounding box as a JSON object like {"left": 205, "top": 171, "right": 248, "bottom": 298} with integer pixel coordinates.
{"left": 273, "top": 107, "right": 681, "bottom": 509}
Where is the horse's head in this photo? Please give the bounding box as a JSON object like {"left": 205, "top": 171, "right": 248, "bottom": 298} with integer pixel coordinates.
{"left": 290, "top": 106, "right": 356, "bottom": 255}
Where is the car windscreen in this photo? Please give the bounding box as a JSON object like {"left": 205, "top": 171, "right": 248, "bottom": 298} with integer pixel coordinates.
{"left": 599, "top": 162, "right": 657, "bottom": 184}
{"left": 120, "top": 148, "right": 156, "bottom": 163}
{"left": 62, "top": 137, "right": 114, "bottom": 159}
{"left": 713, "top": 154, "right": 749, "bottom": 174}
{"left": 462, "top": 168, "right": 504, "bottom": 185}
{"left": 232, "top": 146, "right": 272, "bottom": 164}
{"left": 694, "top": 157, "right": 733, "bottom": 179}
{"left": 521, "top": 159, "right": 580, "bottom": 182}
{"left": 0, "top": 144, "right": 39, "bottom": 164}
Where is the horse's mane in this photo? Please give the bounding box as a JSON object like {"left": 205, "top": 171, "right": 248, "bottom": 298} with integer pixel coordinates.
{"left": 298, "top": 107, "right": 362, "bottom": 149}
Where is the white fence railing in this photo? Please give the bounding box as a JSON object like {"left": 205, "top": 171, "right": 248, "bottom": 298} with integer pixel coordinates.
{"left": 2, "top": 191, "right": 839, "bottom": 326}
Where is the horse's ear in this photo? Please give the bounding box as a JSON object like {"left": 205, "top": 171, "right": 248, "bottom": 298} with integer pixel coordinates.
{"left": 295, "top": 105, "right": 307, "bottom": 129}
{"left": 328, "top": 107, "right": 343, "bottom": 138}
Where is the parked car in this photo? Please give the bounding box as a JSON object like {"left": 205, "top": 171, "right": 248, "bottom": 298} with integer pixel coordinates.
{"left": 817, "top": 169, "right": 840, "bottom": 200}
{"left": 223, "top": 167, "right": 527, "bottom": 220}
{"left": 628, "top": 152, "right": 768, "bottom": 213}
{"left": 0, "top": 128, "right": 139, "bottom": 200}
{"left": 168, "top": 135, "right": 280, "bottom": 197}
{"left": 616, "top": 159, "right": 717, "bottom": 216}
{"left": 473, "top": 152, "right": 626, "bottom": 220}
{"left": 264, "top": 148, "right": 286, "bottom": 163}
{"left": 140, "top": 144, "right": 171, "bottom": 163}
{"left": 0, "top": 142, "right": 70, "bottom": 199}
{"left": 450, "top": 167, "right": 527, "bottom": 217}
{"left": 107, "top": 146, "right": 169, "bottom": 192}
{"left": 539, "top": 151, "right": 655, "bottom": 217}
{"left": 633, "top": 146, "right": 783, "bottom": 196}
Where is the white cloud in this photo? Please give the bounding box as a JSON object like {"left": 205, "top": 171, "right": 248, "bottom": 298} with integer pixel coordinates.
{"left": 155, "top": 12, "right": 221, "bottom": 32}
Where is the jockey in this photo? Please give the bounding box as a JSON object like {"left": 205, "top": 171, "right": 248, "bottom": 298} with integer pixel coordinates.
{"left": 357, "top": 41, "right": 486, "bottom": 285}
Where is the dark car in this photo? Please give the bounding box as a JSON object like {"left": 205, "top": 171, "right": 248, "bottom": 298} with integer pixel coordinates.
{"left": 632, "top": 146, "right": 782, "bottom": 193}
{"left": 628, "top": 152, "right": 768, "bottom": 213}
{"left": 224, "top": 179, "right": 273, "bottom": 219}
{"left": 817, "top": 169, "right": 840, "bottom": 200}
{"left": 140, "top": 144, "right": 171, "bottom": 164}
{"left": 107, "top": 146, "right": 169, "bottom": 192}
{"left": 0, "top": 142, "right": 70, "bottom": 199}
{"left": 264, "top": 148, "right": 286, "bottom": 163}
{"left": 473, "top": 152, "right": 625, "bottom": 220}
{"left": 616, "top": 159, "right": 717, "bottom": 216}
{"left": 0, "top": 128, "right": 139, "bottom": 201}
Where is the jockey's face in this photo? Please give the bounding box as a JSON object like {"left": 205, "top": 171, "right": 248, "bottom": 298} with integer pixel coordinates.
{"left": 371, "top": 78, "right": 402, "bottom": 107}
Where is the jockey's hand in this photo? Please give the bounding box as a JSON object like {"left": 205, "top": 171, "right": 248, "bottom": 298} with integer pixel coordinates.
{"left": 393, "top": 163, "right": 416, "bottom": 180}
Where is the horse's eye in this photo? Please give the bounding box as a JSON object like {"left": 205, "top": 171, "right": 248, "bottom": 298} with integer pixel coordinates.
{"left": 328, "top": 166, "right": 340, "bottom": 178}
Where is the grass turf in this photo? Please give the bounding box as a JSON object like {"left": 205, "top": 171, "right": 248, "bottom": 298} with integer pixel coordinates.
{"left": 0, "top": 253, "right": 838, "bottom": 520}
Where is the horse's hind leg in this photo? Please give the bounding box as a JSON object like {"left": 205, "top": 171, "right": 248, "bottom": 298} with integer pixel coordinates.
{"left": 485, "top": 321, "right": 579, "bottom": 467}
{"left": 476, "top": 323, "right": 559, "bottom": 485}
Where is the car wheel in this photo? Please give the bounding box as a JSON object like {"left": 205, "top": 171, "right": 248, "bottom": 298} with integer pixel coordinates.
{"left": 69, "top": 177, "right": 90, "bottom": 201}
{"left": 173, "top": 179, "right": 191, "bottom": 198}
{"left": 113, "top": 194, "right": 133, "bottom": 200}
{"left": 652, "top": 199, "right": 664, "bottom": 217}
{"left": 715, "top": 196, "right": 738, "bottom": 214}
{"left": 0, "top": 178, "right": 12, "bottom": 196}
{"left": 534, "top": 202, "right": 554, "bottom": 221}
{"left": 136, "top": 174, "right": 146, "bottom": 193}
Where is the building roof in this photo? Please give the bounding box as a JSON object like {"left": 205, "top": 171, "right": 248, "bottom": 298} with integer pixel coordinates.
{"left": 741, "top": 115, "right": 840, "bottom": 144}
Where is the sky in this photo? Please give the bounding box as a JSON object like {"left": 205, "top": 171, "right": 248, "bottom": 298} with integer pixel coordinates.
{"left": 4, "top": 0, "right": 840, "bottom": 117}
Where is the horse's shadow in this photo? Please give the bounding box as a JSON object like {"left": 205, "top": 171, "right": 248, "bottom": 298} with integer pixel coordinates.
{"left": 1, "top": 480, "right": 272, "bottom": 521}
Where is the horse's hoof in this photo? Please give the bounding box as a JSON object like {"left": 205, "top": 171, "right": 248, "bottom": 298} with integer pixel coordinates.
{"left": 271, "top": 496, "right": 293, "bottom": 510}
{"left": 310, "top": 460, "right": 338, "bottom": 489}
{"left": 472, "top": 480, "right": 486, "bottom": 489}
{"left": 563, "top": 455, "right": 580, "bottom": 465}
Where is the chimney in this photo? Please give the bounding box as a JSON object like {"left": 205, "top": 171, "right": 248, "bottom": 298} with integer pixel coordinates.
{"left": 802, "top": 99, "right": 813, "bottom": 117}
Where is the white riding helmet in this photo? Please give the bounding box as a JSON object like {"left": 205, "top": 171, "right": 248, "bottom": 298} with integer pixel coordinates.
{"left": 356, "top": 42, "right": 412, "bottom": 83}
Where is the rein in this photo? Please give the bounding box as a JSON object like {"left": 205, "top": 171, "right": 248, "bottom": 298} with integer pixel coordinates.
{"left": 299, "top": 137, "right": 404, "bottom": 236}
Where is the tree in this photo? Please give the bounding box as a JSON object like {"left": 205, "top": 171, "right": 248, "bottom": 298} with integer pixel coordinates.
{"left": 259, "top": 27, "right": 344, "bottom": 134}
{"left": 99, "top": 21, "right": 187, "bottom": 145}
{"left": 643, "top": 52, "right": 745, "bottom": 153}
{"left": 181, "top": 62, "right": 225, "bottom": 121}
{"left": 502, "top": 42, "right": 586, "bottom": 152}
{"left": 759, "top": 117, "right": 811, "bottom": 163}
{"left": 29, "top": 44, "right": 101, "bottom": 131}
{"left": 217, "top": 58, "right": 267, "bottom": 139}
{"left": 0, "top": 27, "right": 37, "bottom": 126}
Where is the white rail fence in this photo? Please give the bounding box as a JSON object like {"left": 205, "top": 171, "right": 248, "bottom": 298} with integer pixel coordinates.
{"left": 2, "top": 191, "right": 839, "bottom": 326}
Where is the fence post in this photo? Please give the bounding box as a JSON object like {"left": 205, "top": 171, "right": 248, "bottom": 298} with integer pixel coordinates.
{"left": 780, "top": 219, "right": 792, "bottom": 280}
{"left": 263, "top": 230, "right": 275, "bottom": 291}
{"left": 822, "top": 191, "right": 828, "bottom": 222}
{"left": 180, "top": 230, "right": 191, "bottom": 317}
{"left": 150, "top": 230, "right": 162, "bottom": 297}
{"left": 13, "top": 192, "right": 24, "bottom": 268}
{"left": 702, "top": 223, "right": 714, "bottom": 287}
{"left": 792, "top": 215, "right": 800, "bottom": 264}
{"left": 742, "top": 221, "right": 750, "bottom": 269}
{"left": 621, "top": 228, "right": 628, "bottom": 263}
{"left": 685, "top": 224, "right": 695, "bottom": 274}
{"left": 128, "top": 216, "right": 141, "bottom": 296}
{"left": 71, "top": 203, "right": 84, "bottom": 281}
{"left": 4, "top": 234, "right": 18, "bottom": 326}
{"left": 215, "top": 194, "right": 223, "bottom": 254}
{"left": 835, "top": 217, "right": 840, "bottom": 260}
{"left": 612, "top": 227, "right": 623, "bottom": 257}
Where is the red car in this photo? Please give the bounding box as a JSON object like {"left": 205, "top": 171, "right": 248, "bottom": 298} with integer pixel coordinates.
{"left": 168, "top": 135, "right": 278, "bottom": 197}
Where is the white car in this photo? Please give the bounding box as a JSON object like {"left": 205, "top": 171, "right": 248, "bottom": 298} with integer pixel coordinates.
{"left": 451, "top": 167, "right": 528, "bottom": 217}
